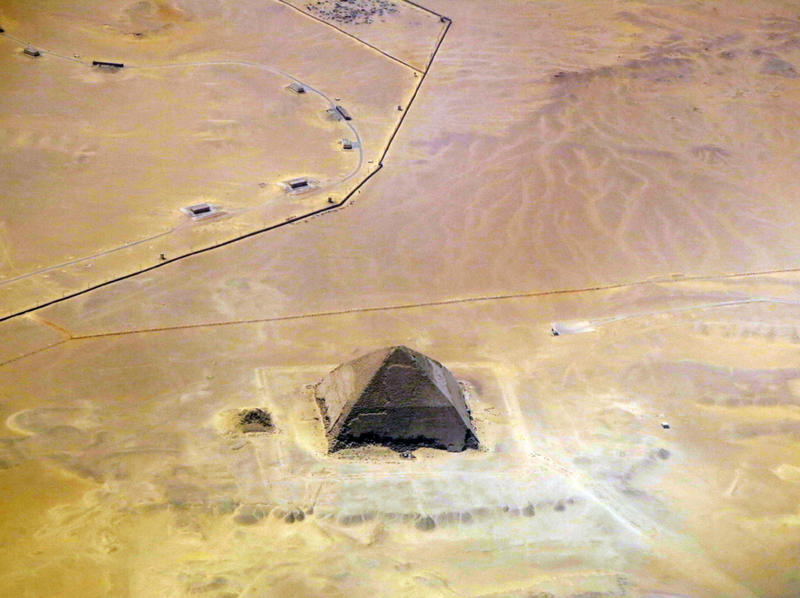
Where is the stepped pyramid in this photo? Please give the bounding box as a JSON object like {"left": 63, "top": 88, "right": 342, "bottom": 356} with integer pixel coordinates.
{"left": 316, "top": 346, "right": 478, "bottom": 453}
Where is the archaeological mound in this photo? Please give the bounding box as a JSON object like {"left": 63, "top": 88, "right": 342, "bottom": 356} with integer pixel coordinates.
{"left": 315, "top": 346, "right": 478, "bottom": 453}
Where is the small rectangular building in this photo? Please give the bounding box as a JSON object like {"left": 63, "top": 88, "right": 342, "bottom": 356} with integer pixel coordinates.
{"left": 334, "top": 105, "right": 352, "bottom": 121}
{"left": 92, "top": 60, "right": 124, "bottom": 69}
{"left": 23, "top": 47, "right": 41, "bottom": 57}
{"left": 181, "top": 203, "right": 219, "bottom": 219}
{"left": 288, "top": 82, "right": 306, "bottom": 94}
{"left": 281, "top": 177, "right": 318, "bottom": 194}
{"left": 341, "top": 139, "right": 353, "bottom": 150}
{"left": 287, "top": 178, "right": 309, "bottom": 190}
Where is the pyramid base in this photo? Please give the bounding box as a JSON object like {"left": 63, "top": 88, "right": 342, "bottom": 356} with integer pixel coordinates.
{"left": 330, "top": 429, "right": 479, "bottom": 454}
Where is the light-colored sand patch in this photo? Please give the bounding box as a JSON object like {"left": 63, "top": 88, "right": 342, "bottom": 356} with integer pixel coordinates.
{"left": 3, "top": 273, "right": 800, "bottom": 594}
{"left": 279, "top": 0, "right": 447, "bottom": 71}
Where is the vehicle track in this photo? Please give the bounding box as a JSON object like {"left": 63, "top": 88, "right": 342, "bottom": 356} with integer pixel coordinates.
{"left": 59, "top": 266, "right": 800, "bottom": 340}
{"left": 0, "top": 38, "right": 365, "bottom": 287}
{"left": 0, "top": 6, "right": 452, "bottom": 321}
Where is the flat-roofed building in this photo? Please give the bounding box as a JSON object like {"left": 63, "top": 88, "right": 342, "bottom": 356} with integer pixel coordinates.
{"left": 287, "top": 177, "right": 309, "bottom": 190}
{"left": 92, "top": 60, "right": 124, "bottom": 69}
{"left": 180, "top": 203, "right": 220, "bottom": 219}
{"left": 327, "top": 105, "right": 352, "bottom": 121}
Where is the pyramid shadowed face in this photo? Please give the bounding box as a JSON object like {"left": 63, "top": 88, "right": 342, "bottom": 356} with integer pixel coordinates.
{"left": 316, "top": 346, "right": 478, "bottom": 453}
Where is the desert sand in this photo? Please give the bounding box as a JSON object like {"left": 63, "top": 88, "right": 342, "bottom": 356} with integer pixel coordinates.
{"left": 1, "top": 0, "right": 800, "bottom": 597}
{"left": 0, "top": 0, "right": 431, "bottom": 315}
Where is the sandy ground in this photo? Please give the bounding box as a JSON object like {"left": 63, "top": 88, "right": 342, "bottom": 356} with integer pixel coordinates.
{"left": 2, "top": 0, "right": 800, "bottom": 596}
{"left": 0, "top": 51, "right": 355, "bottom": 271}
{"left": 3, "top": 274, "right": 800, "bottom": 597}
{"left": 279, "top": 0, "right": 446, "bottom": 70}
{"left": 29, "top": 0, "right": 800, "bottom": 336}
{"left": 0, "top": 0, "right": 426, "bottom": 315}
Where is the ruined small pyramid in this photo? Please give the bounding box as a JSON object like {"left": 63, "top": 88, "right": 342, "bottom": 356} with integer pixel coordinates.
{"left": 316, "top": 346, "right": 478, "bottom": 453}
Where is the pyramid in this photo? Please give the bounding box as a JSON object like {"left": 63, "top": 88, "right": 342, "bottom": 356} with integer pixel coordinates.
{"left": 316, "top": 346, "right": 478, "bottom": 453}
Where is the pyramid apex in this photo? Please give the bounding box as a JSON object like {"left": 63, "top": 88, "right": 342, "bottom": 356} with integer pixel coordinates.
{"left": 386, "top": 345, "right": 416, "bottom": 355}
{"left": 384, "top": 345, "right": 422, "bottom": 364}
